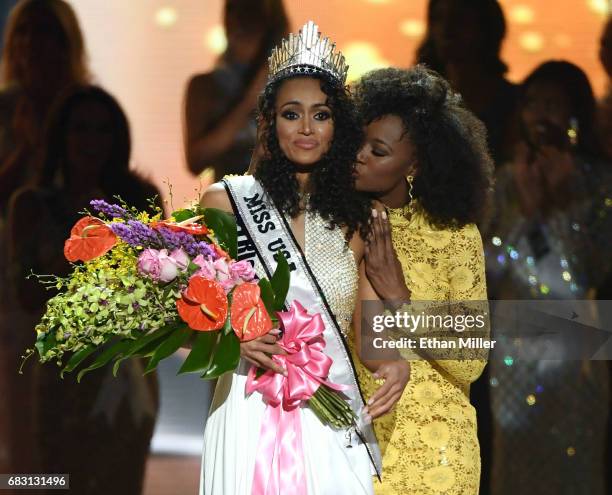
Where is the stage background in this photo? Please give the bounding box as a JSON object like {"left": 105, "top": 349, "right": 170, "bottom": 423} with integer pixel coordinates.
{"left": 71, "top": 0, "right": 610, "bottom": 208}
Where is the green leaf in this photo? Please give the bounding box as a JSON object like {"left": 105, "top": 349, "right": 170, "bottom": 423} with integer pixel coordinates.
{"left": 203, "top": 208, "right": 238, "bottom": 259}
{"left": 177, "top": 331, "right": 218, "bottom": 374}
{"left": 271, "top": 252, "right": 290, "bottom": 310}
{"left": 202, "top": 331, "right": 240, "bottom": 379}
{"left": 171, "top": 208, "right": 197, "bottom": 222}
{"left": 258, "top": 279, "right": 276, "bottom": 315}
{"left": 35, "top": 332, "right": 56, "bottom": 358}
{"left": 77, "top": 339, "right": 133, "bottom": 383}
{"left": 144, "top": 326, "right": 191, "bottom": 374}
{"left": 111, "top": 325, "right": 175, "bottom": 376}
{"left": 61, "top": 345, "right": 97, "bottom": 378}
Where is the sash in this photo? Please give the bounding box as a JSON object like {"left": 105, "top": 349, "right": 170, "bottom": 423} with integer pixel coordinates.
{"left": 223, "top": 175, "right": 382, "bottom": 479}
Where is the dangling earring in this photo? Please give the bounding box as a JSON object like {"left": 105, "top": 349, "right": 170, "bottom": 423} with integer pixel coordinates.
{"left": 406, "top": 175, "right": 415, "bottom": 217}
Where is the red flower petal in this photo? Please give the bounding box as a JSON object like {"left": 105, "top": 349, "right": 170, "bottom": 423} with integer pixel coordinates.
{"left": 230, "top": 283, "right": 273, "bottom": 342}
{"left": 64, "top": 217, "right": 117, "bottom": 262}
{"left": 177, "top": 277, "right": 228, "bottom": 331}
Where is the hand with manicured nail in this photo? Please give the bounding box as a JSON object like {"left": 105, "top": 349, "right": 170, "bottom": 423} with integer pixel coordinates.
{"left": 365, "top": 205, "right": 411, "bottom": 302}
{"left": 240, "top": 329, "right": 288, "bottom": 376}
{"left": 366, "top": 360, "right": 410, "bottom": 419}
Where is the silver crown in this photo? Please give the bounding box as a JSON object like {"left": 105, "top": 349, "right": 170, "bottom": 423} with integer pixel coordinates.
{"left": 268, "top": 21, "right": 348, "bottom": 85}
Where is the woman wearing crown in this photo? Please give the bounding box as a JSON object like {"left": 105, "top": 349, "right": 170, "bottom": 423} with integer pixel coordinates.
{"left": 198, "top": 22, "right": 387, "bottom": 495}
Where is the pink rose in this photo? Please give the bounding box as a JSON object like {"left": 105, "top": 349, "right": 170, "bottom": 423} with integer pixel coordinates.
{"left": 137, "top": 249, "right": 162, "bottom": 280}
{"left": 169, "top": 248, "right": 190, "bottom": 271}
{"left": 157, "top": 249, "right": 180, "bottom": 282}
{"left": 229, "top": 260, "right": 256, "bottom": 284}
{"left": 214, "top": 258, "right": 235, "bottom": 293}
{"left": 192, "top": 254, "right": 216, "bottom": 280}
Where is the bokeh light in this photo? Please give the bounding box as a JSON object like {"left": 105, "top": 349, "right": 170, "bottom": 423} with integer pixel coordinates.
{"left": 509, "top": 5, "right": 535, "bottom": 24}
{"left": 342, "top": 42, "right": 391, "bottom": 82}
{"left": 399, "top": 19, "right": 426, "bottom": 38}
{"left": 155, "top": 6, "right": 178, "bottom": 28}
{"left": 587, "top": 0, "right": 609, "bottom": 16}
{"left": 206, "top": 24, "right": 227, "bottom": 55}
{"left": 519, "top": 31, "right": 545, "bottom": 52}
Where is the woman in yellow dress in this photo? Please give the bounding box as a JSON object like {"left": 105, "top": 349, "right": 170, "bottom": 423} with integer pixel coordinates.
{"left": 351, "top": 66, "right": 493, "bottom": 494}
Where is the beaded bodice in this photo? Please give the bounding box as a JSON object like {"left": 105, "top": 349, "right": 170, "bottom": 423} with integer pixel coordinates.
{"left": 302, "top": 210, "right": 358, "bottom": 336}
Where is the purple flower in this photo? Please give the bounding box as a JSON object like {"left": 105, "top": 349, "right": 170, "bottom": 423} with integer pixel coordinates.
{"left": 157, "top": 227, "right": 217, "bottom": 259}
{"left": 90, "top": 199, "right": 128, "bottom": 219}
{"left": 110, "top": 220, "right": 160, "bottom": 248}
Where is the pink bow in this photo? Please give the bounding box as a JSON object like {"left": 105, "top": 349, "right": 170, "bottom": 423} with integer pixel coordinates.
{"left": 246, "top": 301, "right": 344, "bottom": 495}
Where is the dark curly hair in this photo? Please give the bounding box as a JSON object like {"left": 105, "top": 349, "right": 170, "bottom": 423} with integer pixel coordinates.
{"left": 354, "top": 65, "right": 493, "bottom": 228}
{"left": 252, "top": 74, "right": 371, "bottom": 239}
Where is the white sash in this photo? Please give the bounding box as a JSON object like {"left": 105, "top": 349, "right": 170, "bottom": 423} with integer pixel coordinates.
{"left": 223, "top": 175, "right": 382, "bottom": 478}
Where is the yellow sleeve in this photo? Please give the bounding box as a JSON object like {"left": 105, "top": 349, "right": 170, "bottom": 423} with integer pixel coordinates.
{"left": 433, "top": 224, "right": 489, "bottom": 385}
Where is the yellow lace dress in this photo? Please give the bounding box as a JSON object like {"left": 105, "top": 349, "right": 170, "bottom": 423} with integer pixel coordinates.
{"left": 352, "top": 204, "right": 488, "bottom": 494}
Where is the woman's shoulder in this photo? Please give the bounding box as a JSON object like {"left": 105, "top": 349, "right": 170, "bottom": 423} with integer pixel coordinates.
{"left": 186, "top": 72, "right": 222, "bottom": 98}
{"left": 200, "top": 181, "right": 232, "bottom": 212}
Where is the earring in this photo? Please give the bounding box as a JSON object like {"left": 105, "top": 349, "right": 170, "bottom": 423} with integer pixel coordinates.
{"left": 406, "top": 175, "right": 415, "bottom": 216}
{"left": 567, "top": 117, "right": 579, "bottom": 147}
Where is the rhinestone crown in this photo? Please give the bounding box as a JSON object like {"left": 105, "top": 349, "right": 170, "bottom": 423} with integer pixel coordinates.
{"left": 268, "top": 21, "right": 348, "bottom": 85}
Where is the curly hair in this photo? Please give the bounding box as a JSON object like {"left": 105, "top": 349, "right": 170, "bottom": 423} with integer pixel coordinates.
{"left": 354, "top": 65, "right": 493, "bottom": 228}
{"left": 252, "top": 74, "right": 371, "bottom": 239}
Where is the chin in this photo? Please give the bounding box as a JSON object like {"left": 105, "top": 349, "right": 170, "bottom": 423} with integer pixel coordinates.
{"left": 289, "top": 152, "right": 325, "bottom": 167}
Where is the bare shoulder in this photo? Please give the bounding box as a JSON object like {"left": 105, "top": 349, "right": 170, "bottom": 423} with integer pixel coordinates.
{"left": 199, "top": 182, "right": 233, "bottom": 213}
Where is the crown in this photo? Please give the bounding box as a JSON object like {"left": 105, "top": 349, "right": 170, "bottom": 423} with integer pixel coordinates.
{"left": 268, "top": 21, "right": 349, "bottom": 85}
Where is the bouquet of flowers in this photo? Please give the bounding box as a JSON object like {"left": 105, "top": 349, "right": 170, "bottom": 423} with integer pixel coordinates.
{"left": 25, "top": 197, "right": 355, "bottom": 429}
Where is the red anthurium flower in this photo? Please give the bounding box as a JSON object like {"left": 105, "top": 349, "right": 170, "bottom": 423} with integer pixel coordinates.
{"left": 177, "top": 277, "right": 228, "bottom": 331}
{"left": 64, "top": 216, "right": 117, "bottom": 262}
{"left": 152, "top": 215, "right": 209, "bottom": 235}
{"left": 230, "top": 283, "right": 273, "bottom": 342}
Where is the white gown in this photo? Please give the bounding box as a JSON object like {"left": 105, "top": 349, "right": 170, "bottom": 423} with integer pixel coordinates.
{"left": 200, "top": 211, "right": 375, "bottom": 495}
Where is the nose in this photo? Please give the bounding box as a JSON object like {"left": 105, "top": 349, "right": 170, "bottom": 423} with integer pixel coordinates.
{"left": 356, "top": 146, "right": 366, "bottom": 164}
{"left": 299, "top": 117, "right": 312, "bottom": 135}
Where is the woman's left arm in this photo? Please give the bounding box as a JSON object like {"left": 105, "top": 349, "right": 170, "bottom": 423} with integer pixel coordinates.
{"left": 365, "top": 212, "right": 489, "bottom": 386}
{"left": 353, "top": 224, "right": 411, "bottom": 419}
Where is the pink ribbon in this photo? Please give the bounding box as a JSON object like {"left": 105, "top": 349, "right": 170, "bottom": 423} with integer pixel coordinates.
{"left": 246, "top": 301, "right": 347, "bottom": 495}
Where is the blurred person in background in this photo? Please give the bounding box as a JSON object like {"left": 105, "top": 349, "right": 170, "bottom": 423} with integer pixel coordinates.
{"left": 0, "top": 0, "right": 90, "bottom": 474}
{"left": 485, "top": 60, "right": 612, "bottom": 495}
{"left": 597, "top": 16, "right": 612, "bottom": 160}
{"left": 7, "top": 86, "right": 160, "bottom": 494}
{"left": 0, "top": 0, "right": 89, "bottom": 211}
{"left": 416, "top": 2, "right": 516, "bottom": 488}
{"left": 184, "top": 0, "right": 288, "bottom": 182}
{"left": 416, "top": 0, "right": 517, "bottom": 167}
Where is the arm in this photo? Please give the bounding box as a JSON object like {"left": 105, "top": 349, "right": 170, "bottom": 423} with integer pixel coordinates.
{"left": 353, "top": 259, "right": 410, "bottom": 419}
{"left": 435, "top": 225, "right": 489, "bottom": 385}
{"left": 365, "top": 212, "right": 488, "bottom": 386}
{"left": 192, "top": 183, "right": 287, "bottom": 372}
{"left": 184, "top": 68, "right": 266, "bottom": 175}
